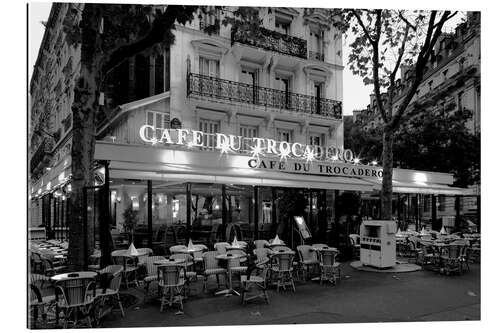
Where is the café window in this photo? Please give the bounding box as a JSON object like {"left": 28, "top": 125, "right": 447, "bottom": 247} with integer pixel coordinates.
{"left": 199, "top": 118, "right": 220, "bottom": 149}
{"left": 277, "top": 128, "right": 292, "bottom": 143}
{"left": 146, "top": 111, "right": 170, "bottom": 139}
{"left": 199, "top": 57, "right": 220, "bottom": 78}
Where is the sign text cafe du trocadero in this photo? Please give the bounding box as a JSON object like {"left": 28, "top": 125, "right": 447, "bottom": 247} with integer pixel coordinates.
{"left": 138, "top": 125, "right": 383, "bottom": 178}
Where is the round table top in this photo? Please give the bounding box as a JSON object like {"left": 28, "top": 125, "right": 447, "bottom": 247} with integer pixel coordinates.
{"left": 180, "top": 245, "right": 205, "bottom": 253}
{"left": 313, "top": 246, "right": 338, "bottom": 252}
{"left": 51, "top": 271, "right": 97, "bottom": 282}
{"left": 112, "top": 249, "right": 150, "bottom": 257}
{"left": 268, "top": 243, "right": 286, "bottom": 248}
{"left": 154, "top": 258, "right": 186, "bottom": 266}
{"left": 225, "top": 245, "right": 246, "bottom": 251}
{"left": 216, "top": 253, "right": 244, "bottom": 260}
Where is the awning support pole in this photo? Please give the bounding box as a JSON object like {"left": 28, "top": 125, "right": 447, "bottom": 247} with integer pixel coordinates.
{"left": 253, "top": 186, "right": 259, "bottom": 239}
{"left": 186, "top": 183, "right": 192, "bottom": 243}
{"left": 455, "top": 195, "right": 461, "bottom": 231}
{"left": 431, "top": 195, "right": 437, "bottom": 231}
{"left": 147, "top": 180, "right": 153, "bottom": 248}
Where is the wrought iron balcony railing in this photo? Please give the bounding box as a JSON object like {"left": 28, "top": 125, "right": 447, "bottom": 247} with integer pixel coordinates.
{"left": 187, "top": 73, "right": 342, "bottom": 119}
{"left": 231, "top": 27, "right": 307, "bottom": 59}
{"left": 30, "top": 139, "right": 53, "bottom": 174}
{"left": 309, "top": 51, "right": 325, "bottom": 62}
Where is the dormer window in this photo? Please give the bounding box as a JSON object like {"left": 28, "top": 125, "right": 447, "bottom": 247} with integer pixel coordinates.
{"left": 275, "top": 11, "right": 293, "bottom": 35}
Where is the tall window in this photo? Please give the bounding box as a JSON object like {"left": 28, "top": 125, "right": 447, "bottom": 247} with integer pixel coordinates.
{"left": 313, "top": 82, "right": 324, "bottom": 114}
{"left": 457, "top": 91, "right": 464, "bottom": 111}
{"left": 199, "top": 118, "right": 220, "bottom": 149}
{"left": 277, "top": 128, "right": 292, "bottom": 143}
{"left": 275, "top": 18, "right": 291, "bottom": 35}
{"left": 241, "top": 69, "right": 258, "bottom": 103}
{"left": 309, "top": 30, "right": 323, "bottom": 60}
{"left": 275, "top": 76, "right": 290, "bottom": 108}
{"left": 147, "top": 111, "right": 170, "bottom": 139}
{"left": 199, "top": 57, "right": 220, "bottom": 78}
{"left": 154, "top": 52, "right": 166, "bottom": 95}
{"left": 309, "top": 133, "right": 324, "bottom": 157}
{"left": 240, "top": 125, "right": 258, "bottom": 151}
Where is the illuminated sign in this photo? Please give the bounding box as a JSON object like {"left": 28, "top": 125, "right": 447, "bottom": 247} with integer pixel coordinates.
{"left": 139, "top": 125, "right": 355, "bottom": 162}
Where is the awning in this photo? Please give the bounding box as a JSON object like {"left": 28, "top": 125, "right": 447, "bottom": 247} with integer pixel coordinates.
{"left": 364, "top": 178, "right": 473, "bottom": 196}
{"left": 108, "top": 162, "right": 375, "bottom": 192}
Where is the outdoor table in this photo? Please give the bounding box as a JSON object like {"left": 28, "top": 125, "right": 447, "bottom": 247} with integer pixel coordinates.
{"left": 111, "top": 248, "right": 150, "bottom": 257}
{"left": 268, "top": 243, "right": 286, "bottom": 249}
{"left": 225, "top": 245, "right": 246, "bottom": 251}
{"left": 179, "top": 245, "right": 205, "bottom": 254}
{"left": 154, "top": 258, "right": 186, "bottom": 266}
{"left": 51, "top": 271, "right": 98, "bottom": 282}
{"left": 215, "top": 253, "right": 244, "bottom": 296}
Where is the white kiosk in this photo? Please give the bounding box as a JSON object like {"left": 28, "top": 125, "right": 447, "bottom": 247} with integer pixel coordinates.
{"left": 360, "top": 220, "right": 397, "bottom": 268}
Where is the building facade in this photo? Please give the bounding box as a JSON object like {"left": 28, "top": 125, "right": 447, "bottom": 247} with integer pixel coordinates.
{"left": 29, "top": 5, "right": 470, "bottom": 245}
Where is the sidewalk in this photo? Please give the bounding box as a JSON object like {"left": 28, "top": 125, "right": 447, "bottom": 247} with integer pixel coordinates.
{"left": 101, "top": 262, "right": 480, "bottom": 327}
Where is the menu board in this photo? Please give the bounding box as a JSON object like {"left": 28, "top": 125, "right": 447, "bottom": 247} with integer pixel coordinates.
{"left": 294, "top": 216, "right": 312, "bottom": 240}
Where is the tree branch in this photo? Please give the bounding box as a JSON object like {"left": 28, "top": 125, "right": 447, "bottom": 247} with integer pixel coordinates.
{"left": 372, "top": 10, "right": 388, "bottom": 123}
{"left": 389, "top": 24, "right": 409, "bottom": 86}
{"left": 398, "top": 11, "right": 417, "bottom": 32}
{"left": 351, "top": 9, "right": 375, "bottom": 46}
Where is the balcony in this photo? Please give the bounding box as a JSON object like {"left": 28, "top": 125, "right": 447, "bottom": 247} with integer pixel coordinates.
{"left": 187, "top": 73, "right": 342, "bottom": 119}
{"left": 309, "top": 51, "right": 325, "bottom": 62}
{"left": 231, "top": 27, "right": 307, "bottom": 59}
{"left": 30, "top": 139, "right": 53, "bottom": 174}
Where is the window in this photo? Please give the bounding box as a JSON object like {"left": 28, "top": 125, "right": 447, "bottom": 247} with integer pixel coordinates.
{"left": 277, "top": 128, "right": 292, "bottom": 143}
{"left": 428, "top": 81, "right": 433, "bottom": 90}
{"left": 275, "top": 75, "right": 291, "bottom": 108}
{"left": 199, "top": 57, "right": 220, "bottom": 78}
{"left": 240, "top": 125, "right": 258, "bottom": 151}
{"left": 313, "top": 82, "right": 324, "bottom": 114}
{"left": 154, "top": 51, "right": 167, "bottom": 95}
{"left": 275, "top": 19, "right": 290, "bottom": 35}
{"left": 438, "top": 195, "right": 446, "bottom": 211}
{"left": 147, "top": 111, "right": 170, "bottom": 139}
{"left": 442, "top": 69, "right": 448, "bottom": 80}
{"left": 457, "top": 92, "right": 464, "bottom": 111}
{"left": 199, "top": 118, "right": 220, "bottom": 149}
{"left": 309, "top": 30, "right": 323, "bottom": 60}
{"left": 309, "top": 133, "right": 324, "bottom": 157}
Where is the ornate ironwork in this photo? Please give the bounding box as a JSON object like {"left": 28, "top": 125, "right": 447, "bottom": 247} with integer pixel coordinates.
{"left": 188, "top": 73, "right": 342, "bottom": 119}
{"left": 30, "top": 139, "right": 53, "bottom": 174}
{"left": 231, "top": 27, "right": 307, "bottom": 59}
{"left": 309, "top": 51, "right": 325, "bottom": 62}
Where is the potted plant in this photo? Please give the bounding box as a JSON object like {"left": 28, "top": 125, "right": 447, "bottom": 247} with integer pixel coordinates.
{"left": 123, "top": 205, "right": 138, "bottom": 244}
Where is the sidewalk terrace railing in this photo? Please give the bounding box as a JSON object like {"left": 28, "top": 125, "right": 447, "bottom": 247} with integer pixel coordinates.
{"left": 188, "top": 73, "right": 342, "bottom": 119}
{"left": 309, "top": 51, "right": 325, "bottom": 61}
{"left": 231, "top": 27, "right": 308, "bottom": 59}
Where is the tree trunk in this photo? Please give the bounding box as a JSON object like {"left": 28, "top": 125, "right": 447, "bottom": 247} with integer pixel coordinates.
{"left": 68, "top": 4, "right": 100, "bottom": 270}
{"left": 381, "top": 126, "right": 394, "bottom": 220}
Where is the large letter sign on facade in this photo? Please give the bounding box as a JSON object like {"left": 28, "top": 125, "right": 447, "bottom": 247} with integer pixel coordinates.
{"left": 137, "top": 125, "right": 382, "bottom": 178}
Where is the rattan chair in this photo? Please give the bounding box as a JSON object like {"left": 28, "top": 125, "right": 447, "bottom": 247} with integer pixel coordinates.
{"left": 137, "top": 248, "right": 153, "bottom": 264}
{"left": 254, "top": 248, "right": 272, "bottom": 266}
{"left": 29, "top": 274, "right": 56, "bottom": 328}
{"left": 241, "top": 265, "right": 270, "bottom": 304}
{"left": 270, "top": 252, "right": 295, "bottom": 292}
{"left": 169, "top": 245, "right": 187, "bottom": 254}
{"left": 297, "top": 245, "right": 319, "bottom": 281}
{"left": 158, "top": 265, "right": 185, "bottom": 313}
{"left": 111, "top": 251, "right": 139, "bottom": 289}
{"left": 170, "top": 253, "right": 197, "bottom": 295}
{"left": 202, "top": 251, "right": 227, "bottom": 292}
{"left": 54, "top": 277, "right": 96, "bottom": 328}
{"left": 94, "top": 265, "right": 125, "bottom": 322}
{"left": 317, "top": 249, "right": 341, "bottom": 285}
{"left": 254, "top": 240, "right": 270, "bottom": 249}
{"left": 142, "top": 256, "right": 166, "bottom": 295}
{"left": 214, "top": 242, "right": 230, "bottom": 254}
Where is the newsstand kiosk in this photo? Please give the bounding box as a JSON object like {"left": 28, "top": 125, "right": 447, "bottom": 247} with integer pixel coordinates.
{"left": 360, "top": 220, "right": 397, "bottom": 268}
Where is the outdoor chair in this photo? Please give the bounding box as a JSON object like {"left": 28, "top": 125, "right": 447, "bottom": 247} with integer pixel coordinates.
{"left": 241, "top": 265, "right": 270, "bottom": 305}
{"left": 40, "top": 257, "right": 66, "bottom": 276}
{"left": 170, "top": 253, "right": 198, "bottom": 295}
{"left": 158, "top": 265, "right": 185, "bottom": 313}
{"left": 111, "top": 252, "right": 139, "bottom": 289}
{"left": 227, "top": 254, "right": 248, "bottom": 290}
{"left": 270, "top": 252, "right": 295, "bottom": 292}
{"left": 317, "top": 249, "right": 341, "bottom": 285}
{"left": 29, "top": 274, "right": 56, "bottom": 328}
{"left": 142, "top": 256, "right": 166, "bottom": 296}
{"left": 137, "top": 248, "right": 153, "bottom": 264}
{"left": 254, "top": 240, "right": 270, "bottom": 249}
{"left": 169, "top": 245, "right": 187, "bottom": 255}
{"left": 88, "top": 250, "right": 101, "bottom": 271}
{"left": 349, "top": 234, "right": 361, "bottom": 259}
{"left": 416, "top": 241, "right": 438, "bottom": 269}
{"left": 192, "top": 244, "right": 208, "bottom": 271}
{"left": 214, "top": 242, "right": 230, "bottom": 254}
{"left": 54, "top": 277, "right": 96, "bottom": 328}
{"left": 228, "top": 248, "right": 248, "bottom": 263}
{"left": 297, "top": 245, "right": 320, "bottom": 281}
{"left": 202, "top": 251, "right": 227, "bottom": 293}
{"left": 254, "top": 248, "right": 273, "bottom": 266}
{"left": 94, "top": 265, "right": 125, "bottom": 322}
{"left": 441, "top": 244, "right": 465, "bottom": 275}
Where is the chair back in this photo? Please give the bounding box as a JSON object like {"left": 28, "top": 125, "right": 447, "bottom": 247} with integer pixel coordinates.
{"left": 142, "top": 256, "right": 166, "bottom": 276}
{"left": 254, "top": 248, "right": 272, "bottom": 264}
{"left": 170, "top": 253, "right": 194, "bottom": 270}
{"left": 227, "top": 249, "right": 246, "bottom": 257}
{"left": 446, "top": 245, "right": 462, "bottom": 259}
{"left": 273, "top": 253, "right": 294, "bottom": 272}
{"left": 169, "top": 245, "right": 187, "bottom": 254}
{"left": 202, "top": 251, "right": 221, "bottom": 270}
{"left": 55, "top": 278, "right": 95, "bottom": 307}
{"left": 271, "top": 245, "right": 292, "bottom": 252}
{"left": 112, "top": 255, "right": 136, "bottom": 270}
{"left": 254, "top": 240, "right": 270, "bottom": 249}
{"left": 137, "top": 248, "right": 153, "bottom": 264}
{"left": 158, "top": 265, "right": 184, "bottom": 287}
{"left": 98, "top": 265, "right": 123, "bottom": 292}
{"left": 297, "top": 245, "right": 317, "bottom": 262}
{"left": 214, "top": 242, "right": 230, "bottom": 254}
{"left": 192, "top": 245, "right": 207, "bottom": 261}
{"left": 318, "top": 250, "right": 338, "bottom": 267}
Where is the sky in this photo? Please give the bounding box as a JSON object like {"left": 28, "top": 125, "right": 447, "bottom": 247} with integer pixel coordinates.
{"left": 28, "top": 3, "right": 463, "bottom": 115}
